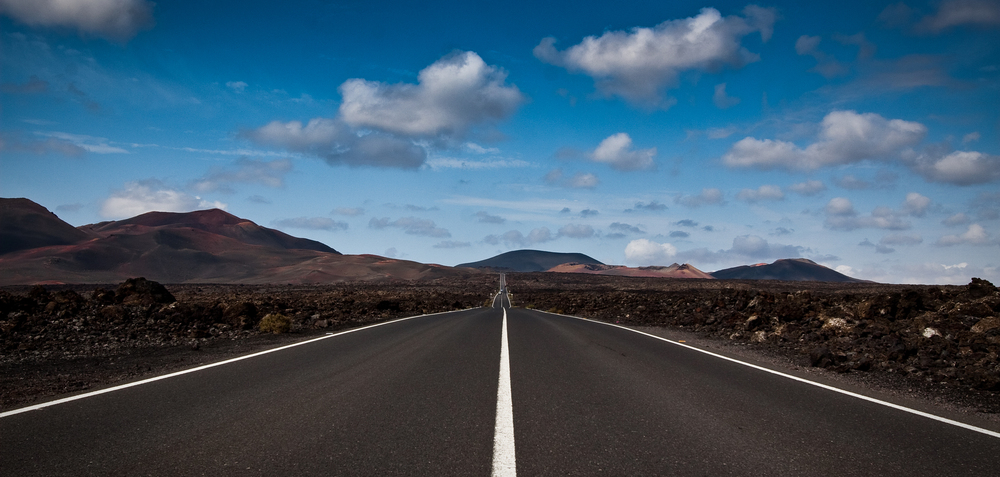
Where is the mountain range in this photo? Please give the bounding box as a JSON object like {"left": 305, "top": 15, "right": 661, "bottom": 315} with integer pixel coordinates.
{"left": 546, "top": 262, "right": 715, "bottom": 279}
{"left": 0, "top": 198, "right": 470, "bottom": 285}
{"left": 0, "top": 198, "right": 867, "bottom": 284}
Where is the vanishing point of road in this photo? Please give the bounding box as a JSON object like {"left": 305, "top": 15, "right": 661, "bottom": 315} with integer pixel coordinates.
{"left": 3, "top": 275, "right": 999, "bottom": 475}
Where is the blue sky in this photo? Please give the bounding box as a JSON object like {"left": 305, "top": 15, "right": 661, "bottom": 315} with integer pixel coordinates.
{"left": 1, "top": 0, "right": 998, "bottom": 284}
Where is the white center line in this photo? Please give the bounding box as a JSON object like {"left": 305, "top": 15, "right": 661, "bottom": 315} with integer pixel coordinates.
{"left": 492, "top": 308, "right": 517, "bottom": 477}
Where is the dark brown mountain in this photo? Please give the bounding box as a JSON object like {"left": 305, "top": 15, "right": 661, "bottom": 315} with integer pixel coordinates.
{"left": 457, "top": 249, "right": 604, "bottom": 272}
{"left": 80, "top": 208, "right": 338, "bottom": 254}
{"left": 710, "top": 258, "right": 868, "bottom": 283}
{"left": 0, "top": 198, "right": 93, "bottom": 255}
{"left": 0, "top": 198, "right": 476, "bottom": 285}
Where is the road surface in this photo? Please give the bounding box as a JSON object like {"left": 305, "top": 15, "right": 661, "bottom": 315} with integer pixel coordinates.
{"left": 3, "top": 277, "right": 999, "bottom": 475}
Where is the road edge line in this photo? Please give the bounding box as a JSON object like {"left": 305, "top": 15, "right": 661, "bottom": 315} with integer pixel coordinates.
{"left": 534, "top": 309, "right": 1000, "bottom": 440}
{"left": 1, "top": 307, "right": 478, "bottom": 419}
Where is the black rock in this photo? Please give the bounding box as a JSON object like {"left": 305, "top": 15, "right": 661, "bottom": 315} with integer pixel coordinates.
{"left": 809, "top": 346, "right": 834, "bottom": 368}
{"left": 968, "top": 278, "right": 996, "bottom": 299}
{"left": 116, "top": 277, "right": 176, "bottom": 306}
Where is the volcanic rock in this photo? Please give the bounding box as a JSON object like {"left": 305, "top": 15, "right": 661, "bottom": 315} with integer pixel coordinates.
{"left": 115, "top": 277, "right": 176, "bottom": 306}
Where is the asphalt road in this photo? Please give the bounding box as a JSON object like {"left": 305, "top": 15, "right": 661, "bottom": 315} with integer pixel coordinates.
{"left": 3, "top": 290, "right": 999, "bottom": 475}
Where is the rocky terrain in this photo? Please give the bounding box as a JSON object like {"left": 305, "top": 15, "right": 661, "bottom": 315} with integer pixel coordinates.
{"left": 3, "top": 272, "right": 999, "bottom": 417}
{"left": 1, "top": 275, "right": 498, "bottom": 410}
{"left": 510, "top": 272, "right": 1000, "bottom": 413}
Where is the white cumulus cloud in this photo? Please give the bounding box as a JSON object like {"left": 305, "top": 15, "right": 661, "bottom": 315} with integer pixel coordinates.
{"left": 723, "top": 110, "right": 927, "bottom": 170}
{"left": 0, "top": 0, "right": 155, "bottom": 41}
{"left": 533, "top": 6, "right": 776, "bottom": 107}
{"left": 339, "top": 51, "right": 524, "bottom": 137}
{"left": 625, "top": 239, "right": 678, "bottom": 266}
{"left": 936, "top": 223, "right": 991, "bottom": 246}
{"left": 249, "top": 52, "right": 525, "bottom": 169}
{"left": 590, "top": 133, "right": 656, "bottom": 171}
{"left": 101, "top": 180, "right": 226, "bottom": 219}
{"left": 907, "top": 150, "right": 1000, "bottom": 185}
{"left": 902, "top": 192, "right": 931, "bottom": 217}
{"left": 823, "top": 197, "right": 911, "bottom": 231}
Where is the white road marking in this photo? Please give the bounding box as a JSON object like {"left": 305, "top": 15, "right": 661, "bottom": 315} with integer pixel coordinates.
{"left": 492, "top": 308, "right": 517, "bottom": 477}
{"left": 540, "top": 310, "right": 1000, "bottom": 440}
{"left": 0, "top": 308, "right": 471, "bottom": 419}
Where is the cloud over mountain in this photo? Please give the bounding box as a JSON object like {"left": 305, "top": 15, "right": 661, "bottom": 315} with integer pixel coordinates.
{"left": 625, "top": 238, "right": 677, "bottom": 265}
{"left": 101, "top": 180, "right": 226, "bottom": 219}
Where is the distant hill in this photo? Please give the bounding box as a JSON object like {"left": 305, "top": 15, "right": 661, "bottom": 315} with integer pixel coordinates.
{"left": 0, "top": 198, "right": 93, "bottom": 255}
{"left": 0, "top": 198, "right": 476, "bottom": 285}
{"left": 710, "top": 258, "right": 867, "bottom": 283}
{"left": 547, "top": 262, "right": 715, "bottom": 279}
{"left": 80, "top": 208, "right": 338, "bottom": 254}
{"left": 457, "top": 249, "right": 603, "bottom": 272}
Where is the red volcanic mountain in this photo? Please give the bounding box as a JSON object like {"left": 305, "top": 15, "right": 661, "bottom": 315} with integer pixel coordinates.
{"left": 0, "top": 198, "right": 472, "bottom": 285}
{"left": 80, "top": 208, "right": 338, "bottom": 254}
{"left": 546, "top": 262, "right": 715, "bottom": 279}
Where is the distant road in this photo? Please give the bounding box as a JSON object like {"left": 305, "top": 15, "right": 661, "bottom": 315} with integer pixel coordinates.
{"left": 3, "top": 283, "right": 999, "bottom": 475}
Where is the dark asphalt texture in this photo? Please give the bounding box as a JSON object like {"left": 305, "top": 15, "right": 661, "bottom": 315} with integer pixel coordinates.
{"left": 2, "top": 299, "right": 999, "bottom": 475}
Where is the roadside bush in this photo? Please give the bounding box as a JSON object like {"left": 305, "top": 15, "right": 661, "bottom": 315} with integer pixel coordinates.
{"left": 258, "top": 313, "right": 291, "bottom": 334}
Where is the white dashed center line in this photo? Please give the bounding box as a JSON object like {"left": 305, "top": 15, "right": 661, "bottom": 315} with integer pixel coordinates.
{"left": 492, "top": 307, "right": 516, "bottom": 476}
